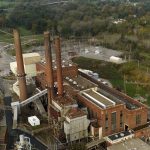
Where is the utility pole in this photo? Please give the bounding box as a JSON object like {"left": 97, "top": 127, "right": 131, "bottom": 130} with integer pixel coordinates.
{"left": 137, "top": 60, "right": 140, "bottom": 68}
{"left": 129, "top": 44, "right": 131, "bottom": 62}
{"left": 124, "top": 75, "right": 126, "bottom": 94}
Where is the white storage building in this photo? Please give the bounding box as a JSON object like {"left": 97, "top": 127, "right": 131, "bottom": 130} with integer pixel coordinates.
{"left": 28, "top": 116, "right": 40, "bottom": 126}
{"left": 109, "top": 56, "right": 123, "bottom": 64}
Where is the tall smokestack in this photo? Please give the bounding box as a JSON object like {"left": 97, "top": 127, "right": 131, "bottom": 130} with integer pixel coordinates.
{"left": 13, "top": 29, "right": 27, "bottom": 101}
{"left": 54, "top": 37, "right": 63, "bottom": 96}
{"left": 44, "top": 31, "right": 54, "bottom": 103}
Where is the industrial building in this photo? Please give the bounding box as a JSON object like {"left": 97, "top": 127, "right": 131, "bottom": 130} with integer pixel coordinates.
{"left": 10, "top": 52, "right": 41, "bottom": 97}
{"left": 10, "top": 30, "right": 150, "bottom": 148}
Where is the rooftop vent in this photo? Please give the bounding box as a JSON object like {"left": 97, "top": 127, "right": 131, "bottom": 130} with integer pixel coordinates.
{"left": 65, "top": 77, "right": 69, "bottom": 80}
{"left": 115, "top": 135, "right": 118, "bottom": 138}
{"left": 73, "top": 81, "right": 77, "bottom": 85}
{"left": 120, "top": 133, "right": 124, "bottom": 137}
{"left": 69, "top": 79, "right": 73, "bottom": 82}
{"left": 81, "top": 86, "right": 84, "bottom": 89}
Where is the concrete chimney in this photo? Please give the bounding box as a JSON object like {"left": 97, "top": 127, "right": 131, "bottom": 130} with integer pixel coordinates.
{"left": 13, "top": 29, "right": 27, "bottom": 101}
{"left": 44, "top": 31, "right": 54, "bottom": 103}
{"left": 54, "top": 37, "right": 63, "bottom": 96}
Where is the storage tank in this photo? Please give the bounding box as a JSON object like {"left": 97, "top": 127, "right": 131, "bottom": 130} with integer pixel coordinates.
{"left": 19, "top": 135, "right": 25, "bottom": 146}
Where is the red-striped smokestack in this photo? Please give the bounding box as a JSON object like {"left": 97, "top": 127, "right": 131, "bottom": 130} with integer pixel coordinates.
{"left": 44, "top": 31, "right": 54, "bottom": 103}
{"left": 13, "top": 29, "right": 27, "bottom": 101}
{"left": 54, "top": 37, "right": 63, "bottom": 96}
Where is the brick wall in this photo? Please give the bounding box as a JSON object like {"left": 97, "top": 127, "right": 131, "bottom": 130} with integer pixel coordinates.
{"left": 77, "top": 92, "right": 148, "bottom": 137}
{"left": 50, "top": 106, "right": 60, "bottom": 120}
{"left": 103, "top": 105, "right": 125, "bottom": 136}
{"left": 77, "top": 94, "right": 125, "bottom": 136}
{"left": 134, "top": 127, "right": 150, "bottom": 138}
{"left": 36, "top": 63, "right": 78, "bottom": 88}
{"left": 124, "top": 107, "right": 148, "bottom": 129}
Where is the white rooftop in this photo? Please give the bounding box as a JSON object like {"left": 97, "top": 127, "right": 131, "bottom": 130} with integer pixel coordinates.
{"left": 107, "top": 138, "right": 150, "bottom": 150}
{"left": 23, "top": 52, "right": 40, "bottom": 58}
{"left": 81, "top": 88, "right": 115, "bottom": 109}
{"left": 28, "top": 116, "right": 40, "bottom": 126}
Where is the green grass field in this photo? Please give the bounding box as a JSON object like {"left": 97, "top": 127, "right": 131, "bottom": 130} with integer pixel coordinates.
{"left": 0, "top": 32, "right": 13, "bottom": 43}
{"left": 0, "top": 0, "right": 16, "bottom": 10}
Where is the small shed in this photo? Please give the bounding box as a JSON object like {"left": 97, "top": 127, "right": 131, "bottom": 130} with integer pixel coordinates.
{"left": 28, "top": 116, "right": 40, "bottom": 126}
{"left": 109, "top": 56, "right": 123, "bottom": 64}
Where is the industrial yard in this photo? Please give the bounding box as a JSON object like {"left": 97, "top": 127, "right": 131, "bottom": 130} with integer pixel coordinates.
{"left": 0, "top": 0, "right": 150, "bottom": 150}
{"left": 0, "top": 29, "right": 149, "bottom": 150}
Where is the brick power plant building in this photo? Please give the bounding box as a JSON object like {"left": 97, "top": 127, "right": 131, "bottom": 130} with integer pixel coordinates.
{"left": 10, "top": 30, "right": 150, "bottom": 148}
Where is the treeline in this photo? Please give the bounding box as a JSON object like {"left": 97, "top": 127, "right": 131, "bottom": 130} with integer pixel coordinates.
{"left": 0, "top": 0, "right": 149, "bottom": 39}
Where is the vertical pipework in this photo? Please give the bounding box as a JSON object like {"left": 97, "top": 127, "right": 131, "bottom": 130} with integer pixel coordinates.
{"left": 44, "top": 31, "right": 54, "bottom": 103}
{"left": 54, "top": 37, "right": 63, "bottom": 96}
{"left": 13, "top": 29, "right": 27, "bottom": 101}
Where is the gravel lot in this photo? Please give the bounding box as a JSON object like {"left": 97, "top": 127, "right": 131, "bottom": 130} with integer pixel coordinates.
{"left": 80, "top": 46, "right": 123, "bottom": 62}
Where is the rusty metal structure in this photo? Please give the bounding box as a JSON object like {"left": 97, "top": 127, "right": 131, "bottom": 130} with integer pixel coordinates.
{"left": 54, "top": 37, "right": 63, "bottom": 96}
{"left": 13, "top": 29, "right": 27, "bottom": 101}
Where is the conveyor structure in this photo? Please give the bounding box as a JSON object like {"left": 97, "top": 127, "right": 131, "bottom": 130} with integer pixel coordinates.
{"left": 11, "top": 88, "right": 47, "bottom": 128}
